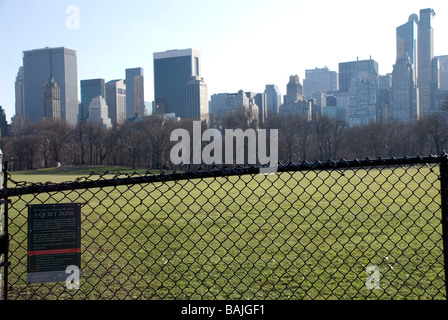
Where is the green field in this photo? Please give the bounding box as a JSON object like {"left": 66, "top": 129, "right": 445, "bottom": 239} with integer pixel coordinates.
{"left": 4, "top": 164, "right": 447, "bottom": 300}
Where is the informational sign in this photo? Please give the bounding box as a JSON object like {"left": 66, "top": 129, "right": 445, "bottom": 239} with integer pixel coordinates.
{"left": 27, "top": 203, "right": 81, "bottom": 284}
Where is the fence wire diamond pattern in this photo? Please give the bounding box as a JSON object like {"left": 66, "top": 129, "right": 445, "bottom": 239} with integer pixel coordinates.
{"left": 1, "top": 156, "right": 448, "bottom": 300}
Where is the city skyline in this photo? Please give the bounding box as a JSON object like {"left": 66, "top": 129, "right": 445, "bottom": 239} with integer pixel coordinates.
{"left": 1, "top": 1, "right": 448, "bottom": 122}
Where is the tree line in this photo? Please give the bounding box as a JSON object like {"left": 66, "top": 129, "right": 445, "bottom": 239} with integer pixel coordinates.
{"left": 1, "top": 110, "right": 448, "bottom": 171}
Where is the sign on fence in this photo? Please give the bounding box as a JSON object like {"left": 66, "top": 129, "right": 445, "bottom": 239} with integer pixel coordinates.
{"left": 27, "top": 203, "right": 81, "bottom": 284}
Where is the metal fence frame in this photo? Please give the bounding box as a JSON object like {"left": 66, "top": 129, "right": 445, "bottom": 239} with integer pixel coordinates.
{"left": 1, "top": 154, "right": 448, "bottom": 300}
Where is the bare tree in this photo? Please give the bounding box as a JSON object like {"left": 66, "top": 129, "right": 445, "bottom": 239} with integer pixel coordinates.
{"left": 142, "top": 115, "right": 178, "bottom": 170}
{"left": 84, "top": 122, "right": 103, "bottom": 165}
{"left": 120, "top": 121, "right": 145, "bottom": 169}
{"left": 105, "top": 125, "right": 125, "bottom": 166}
{"left": 35, "top": 119, "right": 71, "bottom": 166}
{"left": 73, "top": 123, "right": 88, "bottom": 165}
{"left": 313, "top": 115, "right": 346, "bottom": 160}
{"left": 416, "top": 114, "right": 448, "bottom": 155}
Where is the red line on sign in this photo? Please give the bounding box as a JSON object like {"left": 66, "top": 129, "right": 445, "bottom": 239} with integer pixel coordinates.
{"left": 27, "top": 248, "right": 81, "bottom": 256}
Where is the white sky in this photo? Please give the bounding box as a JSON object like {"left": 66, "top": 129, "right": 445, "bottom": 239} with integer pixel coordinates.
{"left": 1, "top": 0, "right": 448, "bottom": 122}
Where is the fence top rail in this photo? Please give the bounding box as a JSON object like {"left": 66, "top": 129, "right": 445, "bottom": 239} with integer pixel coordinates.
{"left": 1, "top": 153, "right": 447, "bottom": 198}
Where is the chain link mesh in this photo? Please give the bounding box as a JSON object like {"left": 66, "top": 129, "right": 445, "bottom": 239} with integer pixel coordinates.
{"left": 2, "top": 157, "right": 447, "bottom": 300}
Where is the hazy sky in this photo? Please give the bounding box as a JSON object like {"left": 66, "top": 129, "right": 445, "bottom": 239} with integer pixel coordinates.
{"left": 1, "top": 0, "right": 448, "bottom": 122}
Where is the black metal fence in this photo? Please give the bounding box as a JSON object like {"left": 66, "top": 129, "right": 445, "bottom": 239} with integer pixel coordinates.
{"left": 1, "top": 155, "right": 448, "bottom": 300}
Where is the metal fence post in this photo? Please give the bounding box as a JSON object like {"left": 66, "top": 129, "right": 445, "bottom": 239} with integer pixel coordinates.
{"left": 0, "top": 150, "right": 2, "bottom": 300}
{"left": 0, "top": 161, "right": 8, "bottom": 300}
{"left": 439, "top": 156, "right": 448, "bottom": 300}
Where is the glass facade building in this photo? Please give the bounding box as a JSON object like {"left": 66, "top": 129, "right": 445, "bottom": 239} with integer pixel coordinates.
{"left": 186, "top": 75, "right": 209, "bottom": 122}
{"left": 80, "top": 78, "right": 105, "bottom": 123}
{"left": 390, "top": 14, "right": 419, "bottom": 122}
{"left": 396, "top": 14, "right": 419, "bottom": 69}
{"left": 106, "top": 79, "right": 127, "bottom": 125}
{"left": 303, "top": 67, "right": 338, "bottom": 100}
{"left": 418, "top": 8, "right": 436, "bottom": 115}
{"left": 338, "top": 58, "right": 379, "bottom": 127}
{"left": 153, "top": 49, "right": 201, "bottom": 119}
{"left": 264, "top": 85, "right": 282, "bottom": 114}
{"left": 125, "top": 68, "right": 144, "bottom": 120}
{"left": 23, "top": 47, "right": 78, "bottom": 124}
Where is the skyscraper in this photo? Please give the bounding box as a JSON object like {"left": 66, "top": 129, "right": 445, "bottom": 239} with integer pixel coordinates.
{"left": 15, "top": 66, "right": 25, "bottom": 117}
{"left": 390, "top": 14, "right": 419, "bottom": 122}
{"left": 224, "top": 90, "right": 259, "bottom": 123}
{"left": 390, "top": 55, "right": 419, "bottom": 122}
{"left": 106, "top": 79, "right": 127, "bottom": 125}
{"left": 432, "top": 56, "right": 448, "bottom": 113}
{"left": 153, "top": 49, "right": 202, "bottom": 118}
{"left": 186, "top": 75, "right": 209, "bottom": 122}
{"left": 397, "top": 14, "right": 419, "bottom": 69}
{"left": 0, "top": 106, "right": 7, "bottom": 137}
{"left": 437, "top": 55, "right": 448, "bottom": 90}
{"left": 378, "top": 74, "right": 392, "bottom": 122}
{"left": 23, "top": 47, "right": 78, "bottom": 124}
{"left": 339, "top": 61, "right": 358, "bottom": 93}
{"left": 282, "top": 75, "right": 311, "bottom": 119}
{"left": 418, "top": 8, "right": 436, "bottom": 116}
{"left": 225, "top": 90, "right": 250, "bottom": 112}
{"left": 88, "top": 96, "right": 112, "bottom": 129}
{"left": 245, "top": 92, "right": 266, "bottom": 124}
{"left": 80, "top": 79, "right": 105, "bottom": 123}
{"left": 209, "top": 93, "right": 228, "bottom": 116}
{"left": 264, "top": 85, "right": 281, "bottom": 114}
{"left": 125, "top": 68, "right": 145, "bottom": 120}
{"left": 287, "top": 75, "right": 304, "bottom": 104}
{"left": 346, "top": 58, "right": 379, "bottom": 127}
{"left": 303, "top": 67, "right": 338, "bottom": 99}
{"left": 44, "top": 73, "right": 61, "bottom": 120}
{"left": 254, "top": 93, "right": 267, "bottom": 124}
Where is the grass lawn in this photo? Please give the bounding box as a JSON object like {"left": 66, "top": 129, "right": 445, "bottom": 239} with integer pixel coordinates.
{"left": 4, "top": 164, "right": 447, "bottom": 300}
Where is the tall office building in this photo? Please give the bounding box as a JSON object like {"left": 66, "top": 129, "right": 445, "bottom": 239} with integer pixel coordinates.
{"left": 378, "top": 74, "right": 392, "bottom": 122}
{"left": 245, "top": 92, "right": 266, "bottom": 124}
{"left": 286, "top": 75, "right": 304, "bottom": 106}
{"left": 125, "top": 68, "right": 145, "bottom": 120}
{"left": 88, "top": 96, "right": 112, "bottom": 129}
{"left": 390, "top": 15, "right": 419, "bottom": 122}
{"left": 346, "top": 58, "right": 379, "bottom": 127}
{"left": 186, "top": 75, "right": 209, "bottom": 122}
{"left": 80, "top": 79, "right": 105, "bottom": 123}
{"left": 264, "top": 85, "right": 281, "bottom": 114}
{"left": 209, "top": 93, "right": 228, "bottom": 116}
{"left": 15, "top": 66, "right": 25, "bottom": 117}
{"left": 44, "top": 73, "right": 61, "bottom": 120}
{"left": 397, "top": 14, "right": 419, "bottom": 70}
{"left": 0, "top": 107, "right": 7, "bottom": 137}
{"left": 153, "top": 49, "right": 202, "bottom": 118}
{"left": 418, "top": 8, "right": 436, "bottom": 116}
{"left": 282, "top": 75, "right": 311, "bottom": 119}
{"left": 23, "top": 47, "right": 78, "bottom": 124}
{"left": 106, "top": 79, "right": 127, "bottom": 125}
{"left": 339, "top": 61, "right": 358, "bottom": 93}
{"left": 224, "top": 90, "right": 259, "bottom": 123}
{"left": 225, "top": 90, "right": 250, "bottom": 111}
{"left": 437, "top": 55, "right": 448, "bottom": 90}
{"left": 432, "top": 56, "right": 448, "bottom": 113}
{"left": 303, "top": 67, "right": 338, "bottom": 99}
{"left": 254, "top": 92, "right": 266, "bottom": 124}
{"left": 390, "top": 55, "right": 419, "bottom": 122}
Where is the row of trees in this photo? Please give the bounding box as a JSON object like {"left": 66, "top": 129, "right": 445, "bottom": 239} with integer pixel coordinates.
{"left": 1, "top": 110, "right": 448, "bottom": 171}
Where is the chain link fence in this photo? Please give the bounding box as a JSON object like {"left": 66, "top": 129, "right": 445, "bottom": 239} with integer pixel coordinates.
{"left": 1, "top": 155, "right": 448, "bottom": 300}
